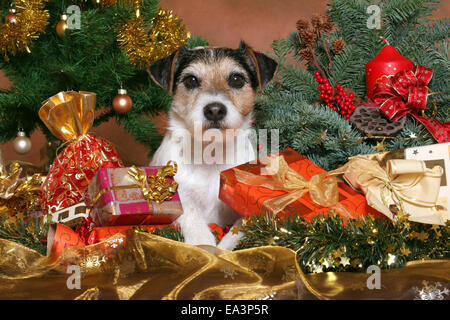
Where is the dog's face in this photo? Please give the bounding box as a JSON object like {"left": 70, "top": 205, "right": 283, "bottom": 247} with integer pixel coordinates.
{"left": 148, "top": 42, "right": 277, "bottom": 136}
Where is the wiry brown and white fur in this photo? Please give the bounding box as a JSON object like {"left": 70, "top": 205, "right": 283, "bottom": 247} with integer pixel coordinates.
{"left": 148, "top": 42, "right": 277, "bottom": 250}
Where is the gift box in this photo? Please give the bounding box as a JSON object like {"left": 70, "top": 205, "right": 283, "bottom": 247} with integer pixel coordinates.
{"left": 86, "top": 163, "right": 183, "bottom": 226}
{"left": 219, "top": 148, "right": 382, "bottom": 221}
{"left": 350, "top": 142, "right": 449, "bottom": 224}
{"left": 47, "top": 223, "right": 168, "bottom": 258}
{"left": 39, "top": 91, "right": 124, "bottom": 214}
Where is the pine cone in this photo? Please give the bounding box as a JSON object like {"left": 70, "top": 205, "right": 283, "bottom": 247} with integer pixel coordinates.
{"left": 300, "top": 48, "right": 314, "bottom": 62}
{"left": 332, "top": 38, "right": 346, "bottom": 53}
{"left": 296, "top": 19, "right": 310, "bottom": 33}
{"left": 321, "top": 14, "right": 333, "bottom": 31}
{"left": 301, "top": 29, "right": 317, "bottom": 46}
{"left": 311, "top": 14, "right": 333, "bottom": 32}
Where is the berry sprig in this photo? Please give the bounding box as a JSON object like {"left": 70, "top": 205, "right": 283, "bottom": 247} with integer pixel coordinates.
{"left": 314, "top": 71, "right": 356, "bottom": 119}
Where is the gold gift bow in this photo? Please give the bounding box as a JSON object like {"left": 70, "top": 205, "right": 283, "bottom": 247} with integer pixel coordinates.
{"left": 334, "top": 157, "right": 445, "bottom": 225}
{"left": 0, "top": 162, "right": 42, "bottom": 215}
{"left": 89, "top": 162, "right": 179, "bottom": 212}
{"left": 233, "top": 155, "right": 359, "bottom": 219}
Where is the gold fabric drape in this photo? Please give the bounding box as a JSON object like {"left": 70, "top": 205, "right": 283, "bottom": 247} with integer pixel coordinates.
{"left": 0, "top": 231, "right": 448, "bottom": 300}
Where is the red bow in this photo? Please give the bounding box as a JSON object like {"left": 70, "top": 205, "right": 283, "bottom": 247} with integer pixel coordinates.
{"left": 371, "top": 65, "right": 449, "bottom": 143}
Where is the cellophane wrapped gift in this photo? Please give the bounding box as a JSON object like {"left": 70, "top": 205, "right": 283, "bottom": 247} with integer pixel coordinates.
{"left": 219, "top": 148, "right": 382, "bottom": 222}
{"left": 39, "top": 91, "right": 124, "bottom": 214}
{"left": 86, "top": 163, "right": 183, "bottom": 226}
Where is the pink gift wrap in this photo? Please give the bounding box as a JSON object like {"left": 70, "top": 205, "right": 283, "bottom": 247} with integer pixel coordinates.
{"left": 86, "top": 167, "right": 183, "bottom": 226}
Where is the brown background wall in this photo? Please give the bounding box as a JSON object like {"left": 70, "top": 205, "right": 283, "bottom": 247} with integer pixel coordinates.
{"left": 1, "top": 0, "right": 449, "bottom": 167}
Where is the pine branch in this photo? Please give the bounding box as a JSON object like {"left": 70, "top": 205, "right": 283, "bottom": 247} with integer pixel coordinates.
{"left": 237, "top": 213, "right": 449, "bottom": 274}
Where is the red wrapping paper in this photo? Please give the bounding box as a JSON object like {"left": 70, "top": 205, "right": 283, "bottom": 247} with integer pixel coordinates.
{"left": 47, "top": 223, "right": 169, "bottom": 259}
{"left": 219, "top": 148, "right": 383, "bottom": 221}
{"left": 38, "top": 91, "right": 124, "bottom": 213}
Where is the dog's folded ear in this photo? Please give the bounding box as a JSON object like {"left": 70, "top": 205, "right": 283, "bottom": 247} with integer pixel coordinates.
{"left": 239, "top": 41, "right": 278, "bottom": 91}
{"left": 147, "top": 47, "right": 186, "bottom": 95}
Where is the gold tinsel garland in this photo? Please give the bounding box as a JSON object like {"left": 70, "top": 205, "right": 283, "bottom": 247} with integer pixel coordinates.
{"left": 0, "top": 162, "right": 42, "bottom": 217}
{"left": 0, "top": 0, "right": 50, "bottom": 61}
{"left": 117, "top": 8, "right": 190, "bottom": 68}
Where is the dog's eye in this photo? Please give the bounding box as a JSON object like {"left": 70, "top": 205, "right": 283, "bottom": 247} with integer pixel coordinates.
{"left": 183, "top": 75, "right": 200, "bottom": 89}
{"left": 228, "top": 73, "right": 246, "bottom": 89}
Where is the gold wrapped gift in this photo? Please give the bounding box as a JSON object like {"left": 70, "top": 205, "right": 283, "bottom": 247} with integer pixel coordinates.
{"left": 338, "top": 157, "right": 446, "bottom": 225}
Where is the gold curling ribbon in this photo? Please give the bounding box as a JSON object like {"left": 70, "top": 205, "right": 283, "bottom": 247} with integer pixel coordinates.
{"left": 89, "top": 162, "right": 179, "bottom": 211}
{"left": 233, "top": 155, "right": 358, "bottom": 219}
{"left": 337, "top": 157, "right": 446, "bottom": 225}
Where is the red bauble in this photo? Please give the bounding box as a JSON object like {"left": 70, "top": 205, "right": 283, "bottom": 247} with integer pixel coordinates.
{"left": 112, "top": 89, "right": 132, "bottom": 114}
{"left": 365, "top": 38, "right": 413, "bottom": 99}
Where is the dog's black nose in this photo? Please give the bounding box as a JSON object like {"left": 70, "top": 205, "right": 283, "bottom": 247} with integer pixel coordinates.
{"left": 203, "top": 103, "right": 227, "bottom": 122}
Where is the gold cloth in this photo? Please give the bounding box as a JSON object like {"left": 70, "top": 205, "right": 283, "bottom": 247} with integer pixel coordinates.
{"left": 0, "top": 232, "right": 448, "bottom": 300}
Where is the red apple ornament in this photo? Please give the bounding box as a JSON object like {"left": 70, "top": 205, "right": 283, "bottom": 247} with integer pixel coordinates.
{"left": 365, "top": 37, "right": 413, "bottom": 99}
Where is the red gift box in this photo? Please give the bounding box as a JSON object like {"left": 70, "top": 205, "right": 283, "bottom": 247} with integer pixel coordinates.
{"left": 47, "top": 223, "right": 169, "bottom": 258}
{"left": 219, "top": 148, "right": 382, "bottom": 221}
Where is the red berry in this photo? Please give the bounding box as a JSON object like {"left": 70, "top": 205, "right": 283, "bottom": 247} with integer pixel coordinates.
{"left": 349, "top": 93, "right": 355, "bottom": 98}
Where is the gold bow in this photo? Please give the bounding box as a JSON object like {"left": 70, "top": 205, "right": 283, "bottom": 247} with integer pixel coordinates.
{"left": 338, "top": 157, "right": 446, "bottom": 225}
{"left": 233, "top": 155, "right": 358, "bottom": 219}
{"left": 0, "top": 162, "right": 42, "bottom": 216}
{"left": 127, "top": 162, "right": 178, "bottom": 205}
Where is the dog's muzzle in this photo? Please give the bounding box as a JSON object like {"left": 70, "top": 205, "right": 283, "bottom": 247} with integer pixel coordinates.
{"left": 203, "top": 103, "right": 227, "bottom": 123}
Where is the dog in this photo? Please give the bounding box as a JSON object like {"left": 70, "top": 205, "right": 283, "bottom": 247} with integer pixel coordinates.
{"left": 148, "top": 41, "right": 277, "bottom": 250}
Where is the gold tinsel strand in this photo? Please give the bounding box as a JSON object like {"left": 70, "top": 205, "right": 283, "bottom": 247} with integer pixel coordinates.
{"left": 0, "top": 0, "right": 50, "bottom": 61}
{"left": 0, "top": 162, "right": 42, "bottom": 217}
{"left": 117, "top": 8, "right": 190, "bottom": 68}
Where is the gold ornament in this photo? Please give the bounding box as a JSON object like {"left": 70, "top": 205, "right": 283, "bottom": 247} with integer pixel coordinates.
{"left": 56, "top": 14, "right": 68, "bottom": 38}
{"left": 373, "top": 138, "right": 386, "bottom": 152}
{"left": 117, "top": 8, "right": 191, "bottom": 68}
{"left": 400, "top": 247, "right": 411, "bottom": 257}
{"left": 13, "top": 130, "right": 32, "bottom": 155}
{"left": 0, "top": 0, "right": 50, "bottom": 61}
{"left": 231, "top": 227, "right": 240, "bottom": 235}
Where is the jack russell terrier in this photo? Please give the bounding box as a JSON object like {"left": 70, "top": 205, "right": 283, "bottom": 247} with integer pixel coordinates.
{"left": 148, "top": 41, "right": 277, "bottom": 250}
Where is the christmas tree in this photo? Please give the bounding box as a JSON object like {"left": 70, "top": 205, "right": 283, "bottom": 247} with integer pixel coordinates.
{"left": 255, "top": 0, "right": 449, "bottom": 171}
{"left": 0, "top": 0, "right": 207, "bottom": 159}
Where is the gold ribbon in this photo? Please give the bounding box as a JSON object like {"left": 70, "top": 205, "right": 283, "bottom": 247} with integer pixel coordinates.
{"left": 337, "top": 157, "right": 446, "bottom": 225}
{"left": 127, "top": 162, "right": 178, "bottom": 205}
{"left": 233, "top": 155, "right": 358, "bottom": 219}
{"left": 89, "top": 162, "right": 179, "bottom": 211}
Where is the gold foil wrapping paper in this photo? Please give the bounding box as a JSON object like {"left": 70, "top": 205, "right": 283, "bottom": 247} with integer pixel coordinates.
{"left": 39, "top": 91, "right": 96, "bottom": 141}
